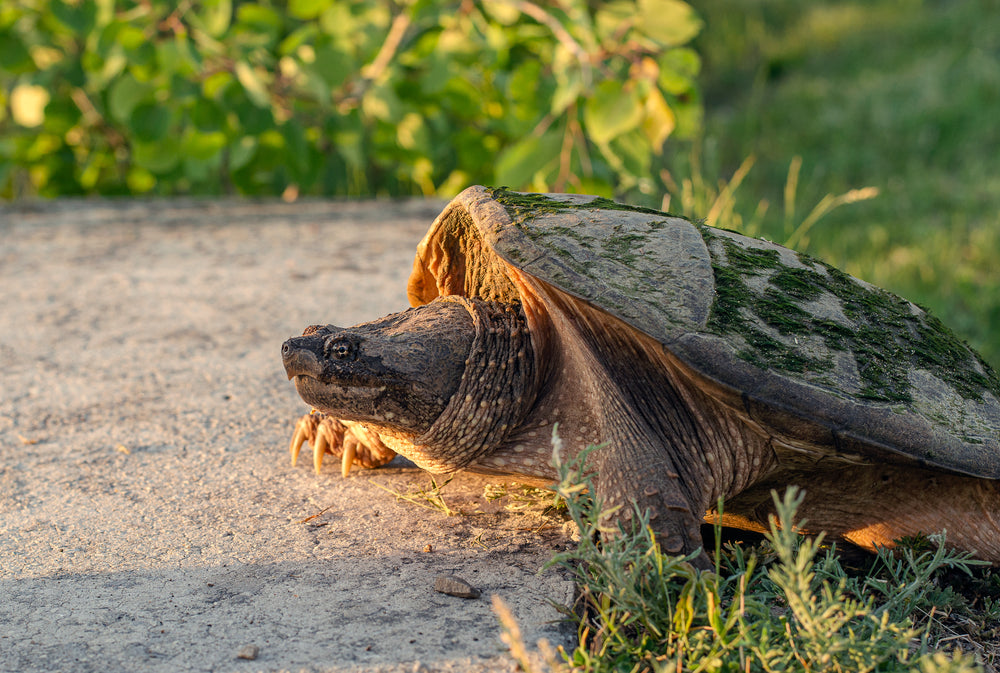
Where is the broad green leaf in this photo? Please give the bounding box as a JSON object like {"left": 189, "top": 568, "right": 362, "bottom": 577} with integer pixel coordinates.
{"left": 116, "top": 24, "right": 147, "bottom": 50}
{"left": 658, "top": 47, "right": 700, "bottom": 95}
{"left": 109, "top": 75, "right": 152, "bottom": 123}
{"left": 202, "top": 71, "right": 234, "bottom": 99}
{"left": 228, "top": 136, "right": 258, "bottom": 172}
{"left": 583, "top": 80, "right": 643, "bottom": 144}
{"left": 190, "top": 99, "right": 226, "bottom": 131}
{"left": 508, "top": 60, "right": 542, "bottom": 115}
{"left": 90, "top": 46, "right": 127, "bottom": 88}
{"left": 193, "top": 0, "right": 232, "bottom": 38}
{"left": 0, "top": 30, "right": 33, "bottom": 74}
{"left": 182, "top": 129, "right": 227, "bottom": 161}
{"left": 183, "top": 154, "right": 224, "bottom": 185}
{"left": 362, "top": 82, "right": 401, "bottom": 122}
{"left": 594, "top": 1, "right": 633, "bottom": 42}
{"left": 312, "top": 44, "right": 353, "bottom": 90}
{"left": 50, "top": 0, "right": 97, "bottom": 34}
{"left": 670, "top": 91, "right": 702, "bottom": 138}
{"left": 417, "top": 56, "right": 452, "bottom": 96}
{"left": 289, "top": 0, "right": 331, "bottom": 20}
{"left": 318, "top": 3, "right": 358, "bottom": 41}
{"left": 610, "top": 129, "right": 653, "bottom": 178}
{"left": 156, "top": 35, "right": 199, "bottom": 77}
{"left": 234, "top": 61, "right": 271, "bottom": 108}
{"left": 131, "top": 139, "right": 181, "bottom": 173}
{"left": 637, "top": 0, "right": 702, "bottom": 47}
{"left": 278, "top": 25, "right": 319, "bottom": 55}
{"left": 236, "top": 4, "right": 283, "bottom": 31}
{"left": 551, "top": 73, "right": 583, "bottom": 115}
{"left": 235, "top": 4, "right": 283, "bottom": 47}
{"left": 130, "top": 102, "right": 171, "bottom": 141}
{"left": 42, "top": 98, "right": 80, "bottom": 134}
{"left": 495, "top": 129, "right": 562, "bottom": 190}
{"left": 126, "top": 166, "right": 156, "bottom": 193}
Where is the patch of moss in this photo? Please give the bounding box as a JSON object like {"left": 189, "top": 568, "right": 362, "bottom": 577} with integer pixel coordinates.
{"left": 487, "top": 186, "right": 678, "bottom": 222}
{"left": 707, "top": 258, "right": 833, "bottom": 375}
{"left": 770, "top": 267, "right": 826, "bottom": 302}
{"left": 700, "top": 228, "right": 1000, "bottom": 404}
{"left": 600, "top": 230, "right": 648, "bottom": 268}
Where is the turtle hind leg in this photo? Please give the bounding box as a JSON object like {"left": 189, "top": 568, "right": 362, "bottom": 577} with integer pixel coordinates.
{"left": 289, "top": 411, "right": 397, "bottom": 477}
{"left": 724, "top": 465, "right": 1000, "bottom": 564}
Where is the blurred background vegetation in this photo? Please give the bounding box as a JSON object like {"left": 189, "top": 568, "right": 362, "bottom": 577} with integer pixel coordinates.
{"left": 1, "top": 0, "right": 997, "bottom": 367}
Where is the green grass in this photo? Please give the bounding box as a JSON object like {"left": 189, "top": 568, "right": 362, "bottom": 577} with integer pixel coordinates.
{"left": 495, "top": 434, "right": 1000, "bottom": 672}
{"left": 664, "top": 0, "right": 1000, "bottom": 368}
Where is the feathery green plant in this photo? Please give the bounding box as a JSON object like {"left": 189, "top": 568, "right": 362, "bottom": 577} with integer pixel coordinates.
{"left": 494, "top": 429, "right": 989, "bottom": 672}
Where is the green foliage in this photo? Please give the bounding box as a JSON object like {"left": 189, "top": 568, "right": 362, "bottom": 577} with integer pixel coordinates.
{"left": 503, "top": 430, "right": 991, "bottom": 672}
{"left": 0, "top": 0, "right": 702, "bottom": 199}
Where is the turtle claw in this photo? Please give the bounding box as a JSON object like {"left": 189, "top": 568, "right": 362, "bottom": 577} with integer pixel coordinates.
{"left": 289, "top": 418, "right": 307, "bottom": 466}
{"left": 287, "top": 411, "right": 398, "bottom": 476}
{"left": 342, "top": 442, "right": 357, "bottom": 478}
{"left": 312, "top": 426, "right": 329, "bottom": 474}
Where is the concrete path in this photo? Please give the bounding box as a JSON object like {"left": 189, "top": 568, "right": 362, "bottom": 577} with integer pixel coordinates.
{"left": 0, "top": 200, "right": 574, "bottom": 673}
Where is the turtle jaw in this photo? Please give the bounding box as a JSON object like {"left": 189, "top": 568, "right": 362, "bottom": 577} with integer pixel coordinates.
{"left": 290, "top": 373, "right": 385, "bottom": 419}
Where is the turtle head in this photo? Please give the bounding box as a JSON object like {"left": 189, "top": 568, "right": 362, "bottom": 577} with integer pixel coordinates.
{"left": 281, "top": 300, "right": 475, "bottom": 436}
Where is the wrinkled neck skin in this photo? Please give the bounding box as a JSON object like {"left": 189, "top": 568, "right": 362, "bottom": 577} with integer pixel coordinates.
{"left": 283, "top": 296, "right": 539, "bottom": 474}
{"left": 407, "top": 296, "right": 538, "bottom": 472}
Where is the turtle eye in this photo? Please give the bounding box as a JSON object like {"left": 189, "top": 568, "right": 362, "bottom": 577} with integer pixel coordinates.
{"left": 325, "top": 337, "right": 358, "bottom": 361}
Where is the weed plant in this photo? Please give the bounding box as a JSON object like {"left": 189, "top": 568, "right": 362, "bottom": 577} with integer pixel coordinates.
{"left": 496, "top": 431, "right": 997, "bottom": 672}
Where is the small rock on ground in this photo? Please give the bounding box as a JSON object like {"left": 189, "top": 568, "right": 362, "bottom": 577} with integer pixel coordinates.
{"left": 236, "top": 644, "right": 259, "bottom": 660}
{"left": 434, "top": 575, "right": 481, "bottom": 599}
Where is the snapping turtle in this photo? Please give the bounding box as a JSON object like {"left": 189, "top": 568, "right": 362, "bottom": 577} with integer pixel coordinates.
{"left": 282, "top": 186, "right": 1000, "bottom": 563}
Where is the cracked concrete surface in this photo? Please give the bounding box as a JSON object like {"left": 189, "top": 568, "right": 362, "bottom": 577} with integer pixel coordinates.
{"left": 0, "top": 199, "right": 575, "bottom": 673}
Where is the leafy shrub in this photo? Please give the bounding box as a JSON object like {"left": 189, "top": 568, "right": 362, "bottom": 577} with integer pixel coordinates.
{"left": 0, "top": 0, "right": 702, "bottom": 200}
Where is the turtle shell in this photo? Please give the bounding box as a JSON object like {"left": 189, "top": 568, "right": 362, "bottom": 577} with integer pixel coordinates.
{"left": 407, "top": 186, "right": 1000, "bottom": 478}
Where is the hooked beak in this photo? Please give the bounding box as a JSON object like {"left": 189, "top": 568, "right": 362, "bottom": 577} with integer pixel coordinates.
{"left": 281, "top": 336, "right": 324, "bottom": 380}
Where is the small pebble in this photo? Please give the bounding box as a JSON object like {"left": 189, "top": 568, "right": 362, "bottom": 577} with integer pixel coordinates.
{"left": 433, "top": 574, "right": 480, "bottom": 599}
{"left": 236, "top": 645, "right": 259, "bottom": 660}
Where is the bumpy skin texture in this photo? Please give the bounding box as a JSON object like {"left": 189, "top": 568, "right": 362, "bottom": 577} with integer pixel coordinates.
{"left": 283, "top": 186, "right": 1000, "bottom": 566}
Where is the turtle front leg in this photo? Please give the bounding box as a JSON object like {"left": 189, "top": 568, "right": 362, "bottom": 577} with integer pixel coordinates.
{"left": 289, "top": 411, "right": 397, "bottom": 477}
{"left": 596, "top": 444, "right": 711, "bottom": 569}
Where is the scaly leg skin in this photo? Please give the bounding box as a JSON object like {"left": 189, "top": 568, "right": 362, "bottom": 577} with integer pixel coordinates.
{"left": 289, "top": 410, "right": 397, "bottom": 477}
{"left": 596, "top": 440, "right": 711, "bottom": 569}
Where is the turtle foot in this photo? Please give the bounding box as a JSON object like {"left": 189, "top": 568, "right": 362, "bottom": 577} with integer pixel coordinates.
{"left": 289, "top": 411, "right": 397, "bottom": 477}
